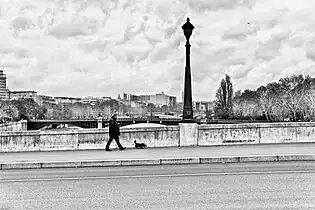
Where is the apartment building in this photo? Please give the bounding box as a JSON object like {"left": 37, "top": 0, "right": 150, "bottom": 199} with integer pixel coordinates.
{"left": 8, "top": 90, "right": 38, "bottom": 102}
{"left": 121, "top": 92, "right": 177, "bottom": 107}
{"left": 0, "top": 70, "right": 6, "bottom": 100}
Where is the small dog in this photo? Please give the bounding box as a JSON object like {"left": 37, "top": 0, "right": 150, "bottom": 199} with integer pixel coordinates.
{"left": 134, "top": 140, "right": 147, "bottom": 149}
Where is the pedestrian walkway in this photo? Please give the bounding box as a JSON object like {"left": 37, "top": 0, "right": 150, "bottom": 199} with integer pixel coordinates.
{"left": 1, "top": 143, "right": 315, "bottom": 163}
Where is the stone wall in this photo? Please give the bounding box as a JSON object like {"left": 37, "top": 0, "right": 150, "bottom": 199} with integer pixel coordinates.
{"left": 0, "top": 126, "right": 180, "bottom": 152}
{"left": 198, "top": 122, "right": 315, "bottom": 146}
{"left": 0, "top": 120, "right": 27, "bottom": 132}
{"left": 1, "top": 122, "right": 315, "bottom": 152}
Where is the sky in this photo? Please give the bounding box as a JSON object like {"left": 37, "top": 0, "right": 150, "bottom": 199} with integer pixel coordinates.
{"left": 1, "top": 0, "right": 315, "bottom": 101}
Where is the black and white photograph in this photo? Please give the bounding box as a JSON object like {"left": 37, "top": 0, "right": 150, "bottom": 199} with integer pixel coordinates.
{"left": 1, "top": 0, "right": 315, "bottom": 209}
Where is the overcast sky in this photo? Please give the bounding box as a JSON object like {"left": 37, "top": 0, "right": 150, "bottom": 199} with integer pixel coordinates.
{"left": 1, "top": 0, "right": 315, "bottom": 101}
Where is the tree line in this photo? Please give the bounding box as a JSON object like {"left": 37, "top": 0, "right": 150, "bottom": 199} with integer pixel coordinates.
{"left": 0, "top": 98, "right": 46, "bottom": 122}
{"left": 214, "top": 74, "right": 315, "bottom": 122}
{"left": 3, "top": 73, "right": 314, "bottom": 122}
{"left": 0, "top": 98, "right": 180, "bottom": 122}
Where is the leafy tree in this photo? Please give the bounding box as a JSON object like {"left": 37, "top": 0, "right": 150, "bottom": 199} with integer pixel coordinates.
{"left": 106, "top": 99, "right": 119, "bottom": 115}
{"left": 214, "top": 74, "right": 233, "bottom": 118}
{"left": 234, "top": 90, "right": 242, "bottom": 98}
{"left": 121, "top": 103, "right": 130, "bottom": 115}
{"left": 10, "top": 98, "right": 46, "bottom": 120}
{"left": 0, "top": 101, "right": 19, "bottom": 122}
{"left": 205, "top": 109, "right": 214, "bottom": 119}
{"left": 147, "top": 103, "right": 156, "bottom": 111}
{"left": 51, "top": 104, "right": 64, "bottom": 120}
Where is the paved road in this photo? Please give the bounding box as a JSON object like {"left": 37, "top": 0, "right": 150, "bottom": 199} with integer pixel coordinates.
{"left": 1, "top": 162, "right": 315, "bottom": 209}
{"left": 2, "top": 143, "right": 315, "bottom": 163}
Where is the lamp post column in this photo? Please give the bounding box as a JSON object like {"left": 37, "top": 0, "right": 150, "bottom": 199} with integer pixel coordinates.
{"left": 181, "top": 17, "right": 195, "bottom": 122}
{"left": 179, "top": 17, "right": 197, "bottom": 147}
{"left": 183, "top": 40, "right": 193, "bottom": 121}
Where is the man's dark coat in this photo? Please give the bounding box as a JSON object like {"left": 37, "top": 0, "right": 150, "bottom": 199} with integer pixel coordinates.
{"left": 109, "top": 118, "right": 120, "bottom": 137}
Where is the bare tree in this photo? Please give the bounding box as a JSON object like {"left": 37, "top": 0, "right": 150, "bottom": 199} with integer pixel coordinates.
{"left": 301, "top": 85, "right": 315, "bottom": 121}
{"left": 278, "top": 75, "right": 311, "bottom": 121}
{"left": 233, "top": 89, "right": 260, "bottom": 120}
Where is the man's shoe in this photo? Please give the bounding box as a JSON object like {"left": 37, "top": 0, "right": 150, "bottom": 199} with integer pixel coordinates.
{"left": 105, "top": 149, "right": 112, "bottom": 151}
{"left": 120, "top": 147, "right": 126, "bottom": 150}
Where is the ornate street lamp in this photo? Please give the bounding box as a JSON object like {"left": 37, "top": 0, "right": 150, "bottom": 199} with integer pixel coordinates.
{"left": 181, "top": 17, "right": 195, "bottom": 122}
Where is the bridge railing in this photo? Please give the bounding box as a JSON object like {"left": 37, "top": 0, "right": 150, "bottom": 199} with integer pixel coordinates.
{"left": 3, "top": 122, "right": 315, "bottom": 152}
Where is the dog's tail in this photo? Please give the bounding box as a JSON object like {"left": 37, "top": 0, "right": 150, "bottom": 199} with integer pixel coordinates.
{"left": 134, "top": 140, "right": 137, "bottom": 144}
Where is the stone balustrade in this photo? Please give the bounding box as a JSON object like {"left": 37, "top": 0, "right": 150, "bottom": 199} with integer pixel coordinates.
{"left": 1, "top": 122, "right": 315, "bottom": 152}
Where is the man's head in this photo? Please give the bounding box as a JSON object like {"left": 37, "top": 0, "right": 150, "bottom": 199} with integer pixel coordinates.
{"left": 112, "top": 114, "right": 118, "bottom": 120}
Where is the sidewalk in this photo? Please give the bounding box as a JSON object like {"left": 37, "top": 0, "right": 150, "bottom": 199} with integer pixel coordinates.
{"left": 1, "top": 143, "right": 315, "bottom": 170}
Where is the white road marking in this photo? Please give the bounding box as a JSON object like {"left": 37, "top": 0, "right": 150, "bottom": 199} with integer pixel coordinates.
{"left": 1, "top": 170, "right": 315, "bottom": 183}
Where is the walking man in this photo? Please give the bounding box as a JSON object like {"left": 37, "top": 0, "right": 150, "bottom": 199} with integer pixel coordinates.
{"left": 105, "top": 114, "right": 125, "bottom": 151}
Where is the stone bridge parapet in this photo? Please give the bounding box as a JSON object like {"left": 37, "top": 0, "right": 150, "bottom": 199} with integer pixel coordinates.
{"left": 1, "top": 122, "right": 315, "bottom": 152}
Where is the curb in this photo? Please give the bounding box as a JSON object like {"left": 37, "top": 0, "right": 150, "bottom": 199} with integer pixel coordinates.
{"left": 1, "top": 154, "right": 315, "bottom": 170}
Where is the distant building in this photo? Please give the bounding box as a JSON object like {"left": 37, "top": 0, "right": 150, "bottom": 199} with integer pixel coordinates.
{"left": 90, "top": 103, "right": 111, "bottom": 118}
{"left": 37, "top": 95, "right": 56, "bottom": 106}
{"left": 169, "top": 96, "right": 177, "bottom": 107}
{"left": 5, "top": 89, "right": 9, "bottom": 100}
{"left": 61, "top": 102, "right": 71, "bottom": 118}
{"left": 81, "top": 96, "right": 112, "bottom": 104}
{"left": 138, "top": 95, "right": 150, "bottom": 102}
{"left": 54, "top": 97, "right": 81, "bottom": 104}
{"left": 0, "top": 70, "right": 7, "bottom": 100}
{"left": 121, "top": 92, "right": 177, "bottom": 107}
{"left": 181, "top": 91, "right": 184, "bottom": 103}
{"left": 130, "top": 94, "right": 138, "bottom": 102}
{"left": 81, "top": 97, "right": 97, "bottom": 104}
{"left": 8, "top": 90, "right": 38, "bottom": 102}
{"left": 69, "top": 103, "right": 93, "bottom": 119}
{"left": 150, "top": 92, "right": 176, "bottom": 107}
{"left": 193, "top": 101, "right": 214, "bottom": 112}
{"left": 123, "top": 93, "right": 130, "bottom": 101}
{"left": 177, "top": 102, "right": 183, "bottom": 109}
{"left": 101, "top": 96, "right": 112, "bottom": 101}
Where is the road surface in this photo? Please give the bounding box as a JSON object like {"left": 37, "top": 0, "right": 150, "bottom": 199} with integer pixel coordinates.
{"left": 1, "top": 161, "right": 315, "bottom": 209}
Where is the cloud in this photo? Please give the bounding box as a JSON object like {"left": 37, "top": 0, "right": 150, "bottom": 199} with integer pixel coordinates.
{"left": 184, "top": 0, "right": 257, "bottom": 12}
{"left": 254, "top": 31, "right": 290, "bottom": 61}
{"left": 77, "top": 38, "right": 108, "bottom": 53}
{"left": 0, "top": 44, "right": 30, "bottom": 59}
{"left": 306, "top": 46, "right": 315, "bottom": 62}
{"left": 11, "top": 17, "right": 35, "bottom": 31}
{"left": 49, "top": 22, "right": 92, "bottom": 39}
{"left": 115, "top": 22, "right": 146, "bottom": 45}
{"left": 230, "top": 64, "right": 252, "bottom": 79}
{"left": 223, "top": 23, "right": 257, "bottom": 40}
{"left": 1, "top": 0, "right": 315, "bottom": 102}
